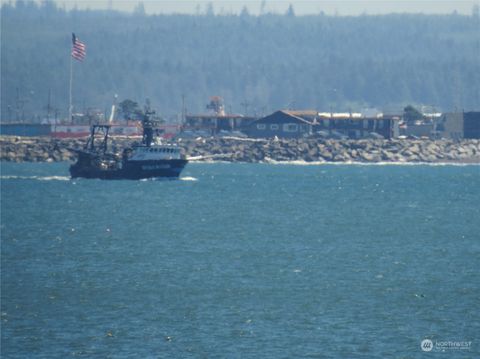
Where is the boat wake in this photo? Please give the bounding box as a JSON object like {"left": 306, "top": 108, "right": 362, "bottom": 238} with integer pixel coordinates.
{"left": 0, "top": 175, "right": 198, "bottom": 182}
{"left": 0, "top": 175, "right": 71, "bottom": 181}
{"left": 137, "top": 176, "right": 198, "bottom": 182}
{"left": 180, "top": 176, "right": 198, "bottom": 181}
{"left": 185, "top": 159, "right": 479, "bottom": 166}
{"left": 261, "top": 160, "right": 480, "bottom": 167}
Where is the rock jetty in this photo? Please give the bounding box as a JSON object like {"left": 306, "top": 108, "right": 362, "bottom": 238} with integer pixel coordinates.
{"left": 1, "top": 135, "right": 480, "bottom": 164}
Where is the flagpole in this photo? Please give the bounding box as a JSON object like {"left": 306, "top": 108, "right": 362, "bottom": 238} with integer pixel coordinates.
{"left": 69, "top": 50, "right": 73, "bottom": 124}
{"left": 70, "top": 33, "right": 86, "bottom": 124}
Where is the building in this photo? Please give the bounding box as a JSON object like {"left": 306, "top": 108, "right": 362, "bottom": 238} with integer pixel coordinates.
{"left": 182, "top": 96, "right": 256, "bottom": 135}
{"left": 401, "top": 112, "right": 478, "bottom": 140}
{"left": 436, "top": 113, "right": 463, "bottom": 140}
{"left": 183, "top": 114, "right": 256, "bottom": 135}
{"left": 246, "top": 110, "right": 314, "bottom": 138}
{"left": 463, "top": 111, "right": 480, "bottom": 139}
{"left": 246, "top": 110, "right": 399, "bottom": 139}
{"left": 314, "top": 113, "right": 399, "bottom": 139}
{"left": 402, "top": 122, "right": 435, "bottom": 138}
{"left": 0, "top": 123, "right": 51, "bottom": 137}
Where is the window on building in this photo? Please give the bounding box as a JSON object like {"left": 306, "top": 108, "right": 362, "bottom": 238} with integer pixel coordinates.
{"left": 283, "top": 123, "right": 298, "bottom": 132}
{"left": 257, "top": 124, "right": 266, "bottom": 130}
{"left": 270, "top": 124, "right": 279, "bottom": 130}
{"left": 349, "top": 130, "right": 361, "bottom": 138}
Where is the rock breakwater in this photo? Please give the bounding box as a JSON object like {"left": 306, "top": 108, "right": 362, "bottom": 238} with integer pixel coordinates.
{"left": 1, "top": 135, "right": 479, "bottom": 164}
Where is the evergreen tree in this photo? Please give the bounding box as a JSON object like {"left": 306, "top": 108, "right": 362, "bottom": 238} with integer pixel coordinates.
{"left": 1, "top": 2, "right": 478, "bottom": 122}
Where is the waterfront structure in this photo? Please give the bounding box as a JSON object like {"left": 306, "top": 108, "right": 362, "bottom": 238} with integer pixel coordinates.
{"left": 247, "top": 110, "right": 399, "bottom": 139}
{"left": 400, "top": 112, "right": 476, "bottom": 140}
{"left": 0, "top": 123, "right": 51, "bottom": 137}
{"left": 314, "top": 113, "right": 399, "bottom": 139}
{"left": 246, "top": 110, "right": 314, "bottom": 139}
{"left": 2, "top": 110, "right": 478, "bottom": 140}
{"left": 437, "top": 113, "right": 463, "bottom": 140}
{"left": 183, "top": 97, "right": 256, "bottom": 135}
{"left": 183, "top": 114, "right": 256, "bottom": 135}
{"left": 463, "top": 112, "right": 480, "bottom": 139}
{"left": 0, "top": 123, "right": 142, "bottom": 138}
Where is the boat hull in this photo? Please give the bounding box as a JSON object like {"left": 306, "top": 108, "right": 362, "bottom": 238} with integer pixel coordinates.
{"left": 70, "top": 159, "right": 188, "bottom": 180}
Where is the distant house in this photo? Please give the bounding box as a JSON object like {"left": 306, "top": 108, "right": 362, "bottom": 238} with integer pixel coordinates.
{"left": 183, "top": 114, "right": 256, "bottom": 135}
{"left": 182, "top": 96, "right": 256, "bottom": 136}
{"left": 463, "top": 111, "right": 480, "bottom": 139}
{"left": 436, "top": 113, "right": 463, "bottom": 140}
{"left": 246, "top": 110, "right": 314, "bottom": 138}
{"left": 405, "top": 112, "right": 479, "bottom": 140}
{"left": 246, "top": 110, "right": 399, "bottom": 139}
{"left": 314, "top": 113, "right": 399, "bottom": 139}
{"left": 0, "top": 123, "right": 51, "bottom": 137}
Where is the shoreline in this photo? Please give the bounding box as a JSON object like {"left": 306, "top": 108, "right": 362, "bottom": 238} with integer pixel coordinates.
{"left": 189, "top": 159, "right": 480, "bottom": 166}
{"left": 1, "top": 135, "right": 479, "bottom": 165}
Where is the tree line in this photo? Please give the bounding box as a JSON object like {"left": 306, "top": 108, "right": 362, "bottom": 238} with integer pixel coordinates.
{"left": 1, "top": 0, "right": 479, "bottom": 122}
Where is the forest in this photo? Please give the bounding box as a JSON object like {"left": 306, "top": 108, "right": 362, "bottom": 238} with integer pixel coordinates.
{"left": 1, "top": 1, "right": 479, "bottom": 122}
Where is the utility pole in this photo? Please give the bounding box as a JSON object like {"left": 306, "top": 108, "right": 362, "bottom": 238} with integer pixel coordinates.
{"left": 15, "top": 88, "right": 20, "bottom": 122}
{"left": 54, "top": 108, "right": 59, "bottom": 134}
{"left": 46, "top": 89, "right": 52, "bottom": 122}
{"left": 181, "top": 93, "right": 186, "bottom": 125}
{"left": 240, "top": 100, "right": 249, "bottom": 116}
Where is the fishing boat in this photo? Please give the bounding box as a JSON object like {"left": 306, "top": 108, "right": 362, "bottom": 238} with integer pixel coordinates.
{"left": 69, "top": 110, "right": 188, "bottom": 180}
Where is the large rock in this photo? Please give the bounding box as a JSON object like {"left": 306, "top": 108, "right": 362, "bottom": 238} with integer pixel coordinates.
{"left": 360, "top": 152, "right": 376, "bottom": 162}
{"left": 319, "top": 150, "right": 333, "bottom": 161}
{"left": 381, "top": 150, "right": 397, "bottom": 161}
{"left": 1, "top": 136, "right": 480, "bottom": 164}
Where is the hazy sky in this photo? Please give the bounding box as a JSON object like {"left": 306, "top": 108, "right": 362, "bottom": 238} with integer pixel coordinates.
{"left": 51, "top": 0, "right": 479, "bottom": 16}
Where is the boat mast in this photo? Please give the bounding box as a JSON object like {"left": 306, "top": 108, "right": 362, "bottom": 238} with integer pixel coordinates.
{"left": 69, "top": 52, "right": 73, "bottom": 124}
{"left": 142, "top": 110, "right": 154, "bottom": 146}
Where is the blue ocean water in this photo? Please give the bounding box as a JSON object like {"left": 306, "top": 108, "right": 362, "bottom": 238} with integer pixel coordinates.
{"left": 1, "top": 162, "right": 479, "bottom": 358}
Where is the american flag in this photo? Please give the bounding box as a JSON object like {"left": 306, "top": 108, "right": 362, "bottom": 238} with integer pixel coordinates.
{"left": 71, "top": 33, "right": 86, "bottom": 61}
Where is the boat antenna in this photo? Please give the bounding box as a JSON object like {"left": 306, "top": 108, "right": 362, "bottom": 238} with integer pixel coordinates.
{"left": 142, "top": 101, "right": 155, "bottom": 146}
